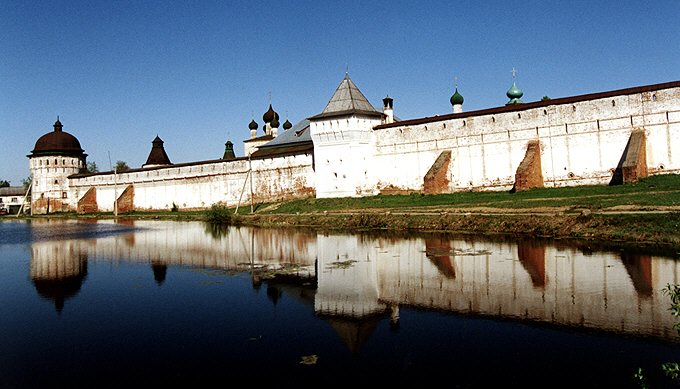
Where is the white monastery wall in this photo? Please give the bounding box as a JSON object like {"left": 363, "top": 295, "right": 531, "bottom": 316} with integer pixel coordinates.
{"left": 373, "top": 87, "right": 680, "bottom": 192}
{"left": 67, "top": 153, "right": 315, "bottom": 212}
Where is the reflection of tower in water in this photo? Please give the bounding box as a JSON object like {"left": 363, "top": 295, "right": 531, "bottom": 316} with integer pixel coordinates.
{"left": 30, "top": 240, "right": 88, "bottom": 313}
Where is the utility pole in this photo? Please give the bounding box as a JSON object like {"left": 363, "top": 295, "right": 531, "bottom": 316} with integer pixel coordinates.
{"left": 249, "top": 154, "right": 254, "bottom": 213}
{"left": 109, "top": 151, "right": 118, "bottom": 217}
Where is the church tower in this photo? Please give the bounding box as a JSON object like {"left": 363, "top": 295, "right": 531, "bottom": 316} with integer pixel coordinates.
{"left": 28, "top": 118, "right": 88, "bottom": 214}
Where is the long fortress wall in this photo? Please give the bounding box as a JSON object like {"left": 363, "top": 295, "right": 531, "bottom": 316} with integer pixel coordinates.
{"left": 67, "top": 153, "right": 315, "bottom": 212}
{"left": 372, "top": 83, "right": 680, "bottom": 192}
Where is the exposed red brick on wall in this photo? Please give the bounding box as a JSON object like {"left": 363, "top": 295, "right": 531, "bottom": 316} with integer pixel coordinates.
{"left": 32, "top": 197, "right": 70, "bottom": 214}
{"left": 424, "top": 150, "right": 452, "bottom": 194}
{"left": 116, "top": 185, "right": 134, "bottom": 213}
{"left": 77, "top": 187, "right": 98, "bottom": 214}
{"left": 622, "top": 129, "right": 648, "bottom": 184}
{"left": 513, "top": 140, "right": 544, "bottom": 192}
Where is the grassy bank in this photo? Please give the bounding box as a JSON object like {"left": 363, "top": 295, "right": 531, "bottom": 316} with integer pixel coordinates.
{"left": 224, "top": 174, "right": 680, "bottom": 247}
{"left": 8, "top": 174, "right": 680, "bottom": 248}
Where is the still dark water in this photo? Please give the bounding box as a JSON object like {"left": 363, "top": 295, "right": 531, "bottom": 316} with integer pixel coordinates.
{"left": 1, "top": 218, "right": 680, "bottom": 388}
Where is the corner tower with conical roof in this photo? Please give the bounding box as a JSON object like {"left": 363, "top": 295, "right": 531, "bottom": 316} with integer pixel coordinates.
{"left": 28, "top": 118, "right": 88, "bottom": 214}
{"left": 308, "top": 73, "right": 384, "bottom": 198}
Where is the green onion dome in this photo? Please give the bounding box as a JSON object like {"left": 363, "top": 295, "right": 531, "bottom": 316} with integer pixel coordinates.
{"left": 450, "top": 88, "right": 464, "bottom": 106}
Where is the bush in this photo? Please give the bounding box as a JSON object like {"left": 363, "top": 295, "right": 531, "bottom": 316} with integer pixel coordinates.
{"left": 206, "top": 203, "right": 238, "bottom": 225}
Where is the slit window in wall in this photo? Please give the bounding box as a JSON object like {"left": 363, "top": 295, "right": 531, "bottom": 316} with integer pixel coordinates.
{"left": 492, "top": 117, "right": 495, "bottom": 123}
{"left": 463, "top": 120, "right": 466, "bottom": 126}
{"left": 54, "top": 180, "right": 58, "bottom": 184}
{"left": 612, "top": 100, "right": 616, "bottom": 107}
{"left": 518, "top": 113, "right": 521, "bottom": 119}
{"left": 652, "top": 94, "right": 657, "bottom": 101}
{"left": 543, "top": 109, "right": 547, "bottom": 115}
{"left": 62, "top": 192, "right": 67, "bottom": 199}
{"left": 572, "top": 105, "right": 576, "bottom": 112}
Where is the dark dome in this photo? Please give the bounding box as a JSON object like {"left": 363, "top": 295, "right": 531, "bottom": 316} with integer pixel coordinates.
{"left": 262, "top": 104, "right": 279, "bottom": 123}
{"left": 248, "top": 119, "right": 259, "bottom": 130}
{"left": 31, "top": 119, "right": 85, "bottom": 157}
{"left": 283, "top": 119, "right": 292, "bottom": 130}
{"left": 270, "top": 118, "right": 280, "bottom": 128}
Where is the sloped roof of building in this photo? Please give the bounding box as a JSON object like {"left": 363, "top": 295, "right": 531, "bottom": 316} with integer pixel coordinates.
{"left": 257, "top": 119, "right": 311, "bottom": 149}
{"left": 309, "top": 74, "right": 384, "bottom": 120}
{"left": 0, "top": 186, "right": 27, "bottom": 196}
{"left": 243, "top": 134, "right": 274, "bottom": 143}
{"left": 250, "top": 119, "right": 313, "bottom": 159}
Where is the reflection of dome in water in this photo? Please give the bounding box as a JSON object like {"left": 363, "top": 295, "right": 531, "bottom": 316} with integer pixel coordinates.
{"left": 151, "top": 262, "right": 167, "bottom": 285}
{"left": 32, "top": 262, "right": 88, "bottom": 313}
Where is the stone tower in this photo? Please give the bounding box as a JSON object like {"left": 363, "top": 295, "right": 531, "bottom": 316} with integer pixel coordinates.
{"left": 28, "top": 118, "right": 87, "bottom": 214}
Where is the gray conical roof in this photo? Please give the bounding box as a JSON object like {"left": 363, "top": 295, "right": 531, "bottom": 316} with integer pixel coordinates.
{"left": 309, "top": 74, "right": 383, "bottom": 120}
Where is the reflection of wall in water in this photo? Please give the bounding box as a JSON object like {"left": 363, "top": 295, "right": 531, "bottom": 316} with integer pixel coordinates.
{"left": 86, "top": 220, "right": 318, "bottom": 275}
{"left": 41, "top": 221, "right": 680, "bottom": 339}
{"left": 30, "top": 240, "right": 88, "bottom": 313}
{"left": 375, "top": 237, "right": 679, "bottom": 339}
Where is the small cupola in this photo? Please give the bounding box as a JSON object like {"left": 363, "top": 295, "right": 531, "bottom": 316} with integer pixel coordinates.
{"left": 222, "top": 140, "right": 236, "bottom": 160}
{"left": 450, "top": 86, "right": 464, "bottom": 113}
{"left": 262, "top": 104, "right": 279, "bottom": 124}
{"left": 283, "top": 119, "right": 292, "bottom": 130}
{"left": 248, "top": 119, "right": 258, "bottom": 139}
{"left": 383, "top": 95, "right": 394, "bottom": 124}
{"left": 506, "top": 68, "right": 524, "bottom": 105}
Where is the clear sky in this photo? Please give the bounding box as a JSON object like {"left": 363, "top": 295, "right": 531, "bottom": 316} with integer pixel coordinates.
{"left": 1, "top": 0, "right": 679, "bottom": 186}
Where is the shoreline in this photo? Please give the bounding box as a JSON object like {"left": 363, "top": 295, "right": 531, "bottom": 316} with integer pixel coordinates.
{"left": 7, "top": 207, "right": 677, "bottom": 254}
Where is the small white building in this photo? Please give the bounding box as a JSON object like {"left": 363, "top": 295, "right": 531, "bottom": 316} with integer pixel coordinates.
{"left": 0, "top": 186, "right": 29, "bottom": 214}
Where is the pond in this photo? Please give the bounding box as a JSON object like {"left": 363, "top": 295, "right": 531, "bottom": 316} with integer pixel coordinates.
{"left": 1, "top": 218, "right": 679, "bottom": 388}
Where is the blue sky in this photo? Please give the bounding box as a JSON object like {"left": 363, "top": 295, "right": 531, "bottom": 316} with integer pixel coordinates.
{"left": 1, "top": 0, "right": 679, "bottom": 185}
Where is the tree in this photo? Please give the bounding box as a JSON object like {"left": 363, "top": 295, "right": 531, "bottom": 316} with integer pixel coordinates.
{"left": 541, "top": 96, "right": 551, "bottom": 101}
{"left": 115, "top": 160, "right": 130, "bottom": 172}
{"left": 0, "top": 180, "right": 9, "bottom": 188}
{"left": 21, "top": 175, "right": 32, "bottom": 189}
{"left": 87, "top": 161, "right": 99, "bottom": 173}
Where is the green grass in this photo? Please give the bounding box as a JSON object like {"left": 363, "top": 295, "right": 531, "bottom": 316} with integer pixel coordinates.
{"left": 263, "top": 174, "right": 680, "bottom": 214}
